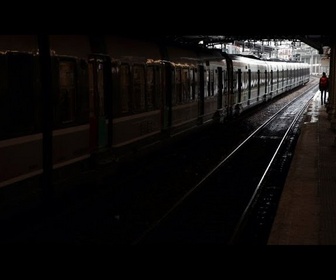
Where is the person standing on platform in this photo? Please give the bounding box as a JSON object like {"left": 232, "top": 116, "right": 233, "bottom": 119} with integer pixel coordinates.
{"left": 319, "top": 72, "right": 329, "bottom": 105}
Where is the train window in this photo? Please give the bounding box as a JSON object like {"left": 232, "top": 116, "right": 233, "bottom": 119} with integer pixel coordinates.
{"left": 190, "top": 68, "right": 198, "bottom": 100}
{"left": 251, "top": 72, "right": 256, "bottom": 88}
{"left": 119, "top": 64, "right": 131, "bottom": 114}
{"left": 58, "top": 60, "right": 76, "bottom": 124}
{"left": 88, "top": 61, "right": 94, "bottom": 116}
{"left": 209, "top": 69, "right": 215, "bottom": 97}
{"left": 181, "top": 67, "right": 191, "bottom": 102}
{"left": 77, "top": 59, "right": 89, "bottom": 123}
{"left": 264, "top": 70, "right": 268, "bottom": 94}
{"left": 146, "top": 65, "right": 161, "bottom": 110}
{"left": 95, "top": 61, "right": 105, "bottom": 117}
{"left": 204, "top": 69, "right": 210, "bottom": 97}
{"left": 171, "top": 67, "right": 176, "bottom": 106}
{"left": 214, "top": 68, "right": 219, "bottom": 96}
{"left": 276, "top": 70, "right": 279, "bottom": 88}
{"left": 146, "top": 66, "right": 155, "bottom": 110}
{"left": 289, "top": 69, "right": 292, "bottom": 83}
{"left": 175, "top": 67, "right": 182, "bottom": 104}
{"left": 132, "top": 64, "right": 146, "bottom": 113}
{"left": 154, "top": 66, "right": 162, "bottom": 108}
{"left": 232, "top": 71, "right": 238, "bottom": 91}
{"left": 88, "top": 58, "right": 103, "bottom": 123}
{"left": 243, "top": 71, "right": 248, "bottom": 90}
{"left": 223, "top": 70, "right": 228, "bottom": 94}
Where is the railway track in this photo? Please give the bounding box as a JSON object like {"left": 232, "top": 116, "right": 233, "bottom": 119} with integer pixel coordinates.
{"left": 133, "top": 83, "right": 318, "bottom": 245}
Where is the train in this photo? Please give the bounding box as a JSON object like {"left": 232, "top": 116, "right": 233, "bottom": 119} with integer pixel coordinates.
{"left": 0, "top": 35, "right": 310, "bottom": 190}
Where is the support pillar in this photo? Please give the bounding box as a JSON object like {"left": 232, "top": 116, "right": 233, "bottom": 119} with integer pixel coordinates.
{"left": 328, "top": 40, "right": 336, "bottom": 129}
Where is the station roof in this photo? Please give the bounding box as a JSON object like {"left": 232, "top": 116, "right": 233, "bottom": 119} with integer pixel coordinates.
{"left": 141, "top": 35, "right": 334, "bottom": 54}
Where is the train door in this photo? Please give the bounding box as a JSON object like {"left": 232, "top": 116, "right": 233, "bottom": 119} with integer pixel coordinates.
{"left": 222, "top": 53, "right": 233, "bottom": 118}
{"left": 237, "top": 69, "right": 242, "bottom": 103}
{"left": 248, "top": 69, "right": 251, "bottom": 105}
{"left": 88, "top": 54, "right": 111, "bottom": 153}
{"left": 217, "top": 67, "right": 223, "bottom": 109}
{"left": 222, "top": 67, "right": 228, "bottom": 106}
{"left": 275, "top": 69, "right": 278, "bottom": 94}
{"left": 198, "top": 65, "right": 205, "bottom": 123}
{"left": 264, "top": 69, "right": 268, "bottom": 99}
{"left": 257, "top": 69, "right": 260, "bottom": 101}
{"left": 270, "top": 70, "right": 274, "bottom": 97}
{"left": 213, "top": 66, "right": 224, "bottom": 123}
{"left": 162, "top": 62, "right": 172, "bottom": 134}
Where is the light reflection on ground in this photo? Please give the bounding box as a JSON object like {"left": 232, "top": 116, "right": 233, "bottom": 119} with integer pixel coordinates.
{"left": 305, "top": 90, "right": 328, "bottom": 124}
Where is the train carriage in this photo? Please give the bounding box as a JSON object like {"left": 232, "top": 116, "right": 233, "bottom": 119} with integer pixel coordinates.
{"left": 94, "top": 36, "right": 165, "bottom": 156}
{"left": 228, "top": 54, "right": 270, "bottom": 114}
{"left": 0, "top": 51, "right": 41, "bottom": 188}
{"left": 0, "top": 35, "right": 310, "bottom": 189}
{"left": 268, "top": 60, "right": 278, "bottom": 98}
{"left": 195, "top": 50, "right": 226, "bottom": 126}
{"left": 275, "top": 61, "right": 288, "bottom": 96}
{"left": 162, "top": 46, "right": 200, "bottom": 136}
{"left": 286, "top": 62, "right": 296, "bottom": 90}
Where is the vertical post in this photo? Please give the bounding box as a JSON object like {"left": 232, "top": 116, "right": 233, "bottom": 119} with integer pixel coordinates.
{"left": 327, "top": 41, "right": 336, "bottom": 129}
{"left": 38, "top": 35, "right": 54, "bottom": 208}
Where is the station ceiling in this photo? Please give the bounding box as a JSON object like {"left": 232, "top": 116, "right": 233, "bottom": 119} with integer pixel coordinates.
{"left": 145, "top": 35, "right": 334, "bottom": 54}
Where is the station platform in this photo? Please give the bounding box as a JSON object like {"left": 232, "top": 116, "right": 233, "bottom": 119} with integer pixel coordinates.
{"left": 267, "top": 90, "right": 336, "bottom": 245}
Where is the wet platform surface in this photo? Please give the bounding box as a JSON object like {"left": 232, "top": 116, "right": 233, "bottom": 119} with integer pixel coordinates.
{"left": 268, "top": 90, "right": 336, "bottom": 245}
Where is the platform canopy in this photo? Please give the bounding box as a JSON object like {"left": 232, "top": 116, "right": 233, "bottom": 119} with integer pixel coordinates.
{"left": 137, "top": 35, "right": 334, "bottom": 54}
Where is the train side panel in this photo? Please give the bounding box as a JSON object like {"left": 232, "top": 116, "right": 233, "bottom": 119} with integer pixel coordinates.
{"left": 276, "top": 62, "right": 287, "bottom": 96}
{"left": 202, "top": 57, "right": 226, "bottom": 125}
{"left": 0, "top": 135, "right": 43, "bottom": 188}
{"left": 0, "top": 35, "right": 92, "bottom": 188}
{"left": 228, "top": 55, "right": 269, "bottom": 114}
{"left": 49, "top": 54, "right": 91, "bottom": 170}
{"left": 105, "top": 36, "right": 164, "bottom": 153}
{"left": 49, "top": 35, "right": 93, "bottom": 166}
{"left": 0, "top": 51, "right": 42, "bottom": 188}
{"left": 0, "top": 36, "right": 312, "bottom": 190}
{"left": 164, "top": 46, "right": 202, "bottom": 135}
{"left": 226, "top": 54, "right": 310, "bottom": 116}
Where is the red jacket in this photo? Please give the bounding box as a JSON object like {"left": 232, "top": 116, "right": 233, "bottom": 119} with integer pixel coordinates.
{"left": 319, "top": 76, "right": 328, "bottom": 90}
